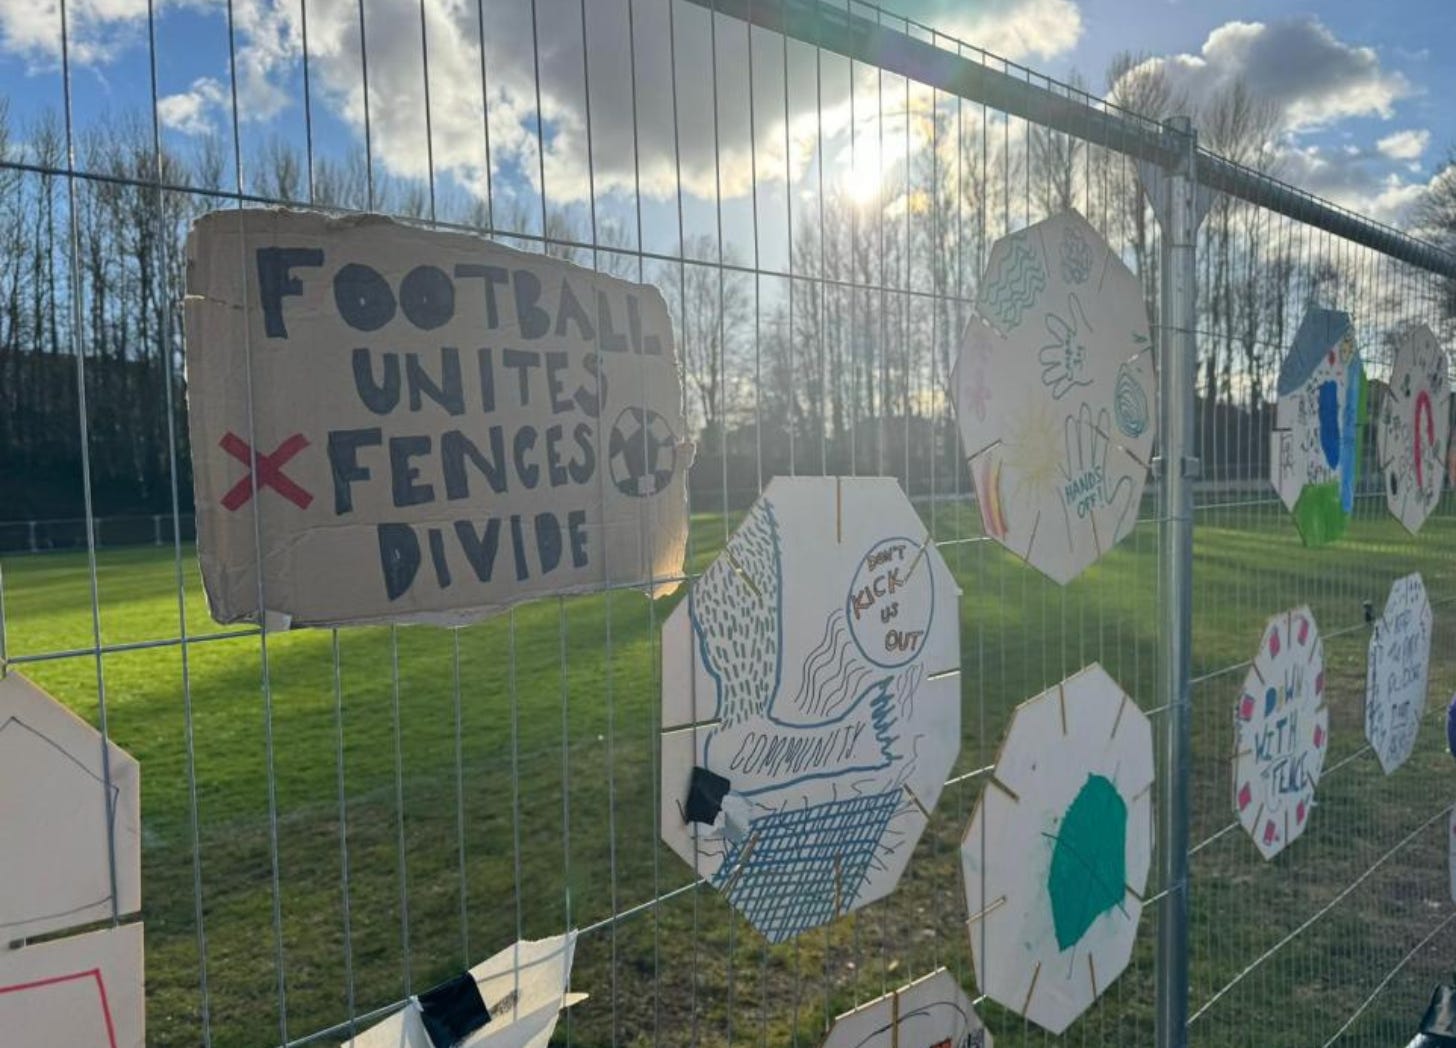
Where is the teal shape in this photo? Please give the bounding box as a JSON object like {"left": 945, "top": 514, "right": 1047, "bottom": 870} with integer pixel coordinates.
{"left": 1048, "top": 773, "right": 1128, "bottom": 951}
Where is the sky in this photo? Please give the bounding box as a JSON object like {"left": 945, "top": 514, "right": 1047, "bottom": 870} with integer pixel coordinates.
{"left": 0, "top": 0, "right": 1448, "bottom": 239}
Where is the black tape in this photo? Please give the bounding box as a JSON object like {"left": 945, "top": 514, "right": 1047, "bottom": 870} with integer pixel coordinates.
{"left": 417, "top": 971, "right": 491, "bottom": 1047}
{"left": 684, "top": 765, "right": 731, "bottom": 825}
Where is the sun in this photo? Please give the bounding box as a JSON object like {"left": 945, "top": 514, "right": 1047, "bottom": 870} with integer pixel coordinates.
{"left": 842, "top": 159, "right": 882, "bottom": 205}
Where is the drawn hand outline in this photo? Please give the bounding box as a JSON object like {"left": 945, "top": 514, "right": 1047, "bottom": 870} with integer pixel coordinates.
{"left": 1039, "top": 293, "right": 1095, "bottom": 400}
{"left": 1059, "top": 402, "right": 1134, "bottom": 544}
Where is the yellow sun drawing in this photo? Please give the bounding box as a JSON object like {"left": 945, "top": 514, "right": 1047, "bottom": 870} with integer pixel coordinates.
{"left": 1002, "top": 396, "right": 1064, "bottom": 501}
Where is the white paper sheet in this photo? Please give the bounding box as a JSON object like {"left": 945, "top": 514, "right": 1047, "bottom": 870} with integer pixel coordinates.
{"left": 661, "top": 476, "right": 961, "bottom": 943}
{"left": 0, "top": 672, "right": 141, "bottom": 941}
{"left": 820, "top": 968, "right": 992, "bottom": 1048}
{"left": 1378, "top": 324, "right": 1451, "bottom": 534}
{"left": 347, "top": 932, "right": 584, "bottom": 1048}
{"left": 1270, "top": 308, "right": 1365, "bottom": 546}
{"left": 952, "top": 209, "right": 1155, "bottom": 584}
{"left": 1232, "top": 607, "right": 1328, "bottom": 860}
{"left": 960, "top": 664, "right": 1153, "bottom": 1034}
{"left": 1366, "top": 573, "right": 1432, "bottom": 775}
{"left": 0, "top": 923, "right": 145, "bottom": 1048}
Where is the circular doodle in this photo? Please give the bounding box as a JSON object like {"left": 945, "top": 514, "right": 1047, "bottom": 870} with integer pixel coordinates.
{"left": 845, "top": 536, "right": 936, "bottom": 669}
{"left": 1114, "top": 361, "right": 1149, "bottom": 438}
{"left": 608, "top": 406, "right": 678, "bottom": 498}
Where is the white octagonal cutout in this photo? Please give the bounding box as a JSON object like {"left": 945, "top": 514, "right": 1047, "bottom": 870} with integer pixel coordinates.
{"left": 1366, "top": 572, "right": 1432, "bottom": 775}
{"left": 952, "top": 209, "right": 1155, "bottom": 585}
{"left": 661, "top": 476, "right": 961, "bottom": 943}
{"left": 1233, "top": 607, "right": 1328, "bottom": 860}
{"left": 1379, "top": 324, "right": 1451, "bottom": 534}
{"left": 819, "top": 968, "right": 991, "bottom": 1048}
{"left": 0, "top": 672, "right": 141, "bottom": 941}
{"left": 960, "top": 663, "right": 1153, "bottom": 1035}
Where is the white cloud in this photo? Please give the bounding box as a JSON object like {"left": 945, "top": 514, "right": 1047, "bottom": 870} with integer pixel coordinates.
{"left": 0, "top": 0, "right": 164, "bottom": 67}
{"left": 1121, "top": 17, "right": 1411, "bottom": 133}
{"left": 1278, "top": 142, "right": 1434, "bottom": 226}
{"left": 1376, "top": 128, "right": 1430, "bottom": 161}
{"left": 157, "top": 77, "right": 225, "bottom": 135}
{"left": 931, "top": 0, "right": 1082, "bottom": 63}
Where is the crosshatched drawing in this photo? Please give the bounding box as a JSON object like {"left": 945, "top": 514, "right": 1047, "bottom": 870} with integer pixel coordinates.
{"left": 1366, "top": 573, "right": 1432, "bottom": 775}
{"left": 952, "top": 209, "right": 1156, "bottom": 585}
{"left": 1378, "top": 324, "right": 1451, "bottom": 534}
{"left": 0, "top": 672, "right": 142, "bottom": 941}
{"left": 661, "top": 476, "right": 962, "bottom": 943}
{"left": 960, "top": 664, "right": 1153, "bottom": 1035}
{"left": 1270, "top": 308, "right": 1366, "bottom": 546}
{"left": 1233, "top": 606, "right": 1329, "bottom": 860}
{"left": 819, "top": 968, "right": 992, "bottom": 1048}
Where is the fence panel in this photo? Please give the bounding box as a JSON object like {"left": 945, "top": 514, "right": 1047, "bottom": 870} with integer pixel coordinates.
{"left": 0, "top": 2, "right": 1452, "bottom": 1048}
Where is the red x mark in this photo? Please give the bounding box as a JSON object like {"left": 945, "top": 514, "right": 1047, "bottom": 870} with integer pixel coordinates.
{"left": 219, "top": 431, "right": 314, "bottom": 511}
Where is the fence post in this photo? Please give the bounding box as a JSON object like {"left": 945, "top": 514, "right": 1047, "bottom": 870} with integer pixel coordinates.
{"left": 1147, "top": 115, "right": 1202, "bottom": 1048}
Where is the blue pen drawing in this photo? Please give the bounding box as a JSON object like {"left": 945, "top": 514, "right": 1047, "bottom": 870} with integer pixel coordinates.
{"left": 979, "top": 232, "right": 1047, "bottom": 333}
{"left": 1061, "top": 222, "right": 1094, "bottom": 285}
{"left": 662, "top": 477, "right": 962, "bottom": 944}
{"left": 1039, "top": 294, "right": 1095, "bottom": 400}
{"left": 1114, "top": 360, "right": 1149, "bottom": 439}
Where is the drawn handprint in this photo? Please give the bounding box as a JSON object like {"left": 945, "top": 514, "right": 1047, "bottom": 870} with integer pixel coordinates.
{"left": 1040, "top": 293, "right": 1094, "bottom": 400}
{"left": 1059, "top": 402, "right": 1134, "bottom": 544}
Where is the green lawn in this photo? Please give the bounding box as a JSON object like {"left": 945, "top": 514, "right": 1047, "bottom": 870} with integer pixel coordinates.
{"left": 4, "top": 493, "right": 1456, "bottom": 1047}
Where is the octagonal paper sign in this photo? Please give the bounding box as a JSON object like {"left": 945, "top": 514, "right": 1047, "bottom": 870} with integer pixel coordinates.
{"left": 952, "top": 209, "right": 1155, "bottom": 585}
{"left": 661, "top": 476, "right": 961, "bottom": 943}
{"left": 820, "top": 968, "right": 991, "bottom": 1048}
{"left": 1233, "top": 607, "right": 1328, "bottom": 860}
{"left": 1378, "top": 324, "right": 1451, "bottom": 534}
{"left": 1366, "top": 573, "right": 1432, "bottom": 775}
{"left": 960, "top": 664, "right": 1153, "bottom": 1034}
{"left": 1270, "top": 308, "right": 1367, "bottom": 546}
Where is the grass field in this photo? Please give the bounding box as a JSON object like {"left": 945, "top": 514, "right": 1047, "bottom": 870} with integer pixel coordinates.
{"left": 5, "top": 493, "right": 1456, "bottom": 1047}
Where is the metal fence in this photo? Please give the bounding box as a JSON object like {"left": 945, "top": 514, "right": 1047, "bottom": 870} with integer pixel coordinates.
{"left": 1, "top": 1, "right": 1455, "bottom": 1047}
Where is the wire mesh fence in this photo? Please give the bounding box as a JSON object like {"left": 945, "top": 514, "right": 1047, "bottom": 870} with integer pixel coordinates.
{"left": 0, "top": 1, "right": 1454, "bottom": 1047}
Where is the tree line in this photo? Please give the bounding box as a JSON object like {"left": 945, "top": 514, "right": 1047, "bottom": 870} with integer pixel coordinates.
{"left": 0, "top": 52, "right": 1442, "bottom": 522}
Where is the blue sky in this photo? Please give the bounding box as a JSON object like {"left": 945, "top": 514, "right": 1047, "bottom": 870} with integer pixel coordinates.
{"left": 0, "top": 0, "right": 1446, "bottom": 234}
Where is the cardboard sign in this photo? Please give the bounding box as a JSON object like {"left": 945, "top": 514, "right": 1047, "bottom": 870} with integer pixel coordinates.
{"left": 1270, "top": 308, "right": 1366, "bottom": 547}
{"left": 1233, "top": 607, "right": 1328, "bottom": 860}
{"left": 0, "top": 923, "right": 145, "bottom": 1048}
{"left": 820, "top": 968, "right": 991, "bottom": 1048}
{"left": 185, "top": 209, "right": 690, "bottom": 627}
{"left": 0, "top": 672, "right": 141, "bottom": 941}
{"left": 1366, "top": 573, "right": 1432, "bottom": 775}
{"left": 347, "top": 932, "right": 585, "bottom": 1048}
{"left": 661, "top": 476, "right": 961, "bottom": 943}
{"left": 960, "top": 664, "right": 1152, "bottom": 1035}
{"left": 1378, "top": 324, "right": 1451, "bottom": 534}
{"left": 953, "top": 209, "right": 1155, "bottom": 585}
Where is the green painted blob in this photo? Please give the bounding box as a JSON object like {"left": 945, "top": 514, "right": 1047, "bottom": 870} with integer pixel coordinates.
{"left": 1048, "top": 773, "right": 1127, "bottom": 951}
{"left": 1292, "top": 481, "right": 1346, "bottom": 547}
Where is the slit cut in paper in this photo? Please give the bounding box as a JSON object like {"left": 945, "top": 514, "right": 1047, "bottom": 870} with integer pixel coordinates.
{"left": 960, "top": 664, "right": 1153, "bottom": 1034}
{"left": 346, "top": 932, "right": 585, "bottom": 1048}
{"left": 0, "top": 672, "right": 141, "bottom": 941}
{"left": 661, "top": 476, "right": 962, "bottom": 943}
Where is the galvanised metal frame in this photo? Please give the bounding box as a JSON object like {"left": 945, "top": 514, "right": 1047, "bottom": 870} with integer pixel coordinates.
{"left": 679, "top": 3, "right": 1456, "bottom": 1046}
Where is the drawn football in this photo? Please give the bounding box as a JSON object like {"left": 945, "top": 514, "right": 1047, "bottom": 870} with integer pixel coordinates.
{"left": 609, "top": 405, "right": 679, "bottom": 498}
